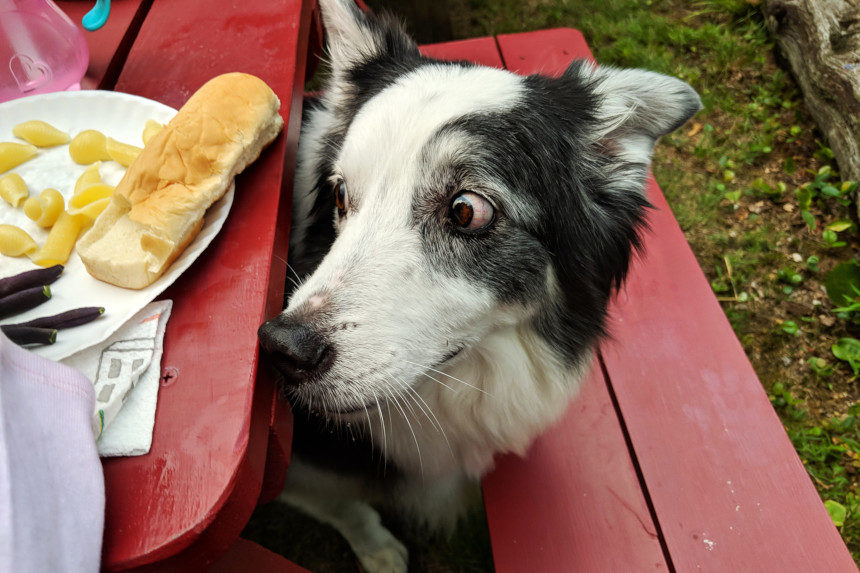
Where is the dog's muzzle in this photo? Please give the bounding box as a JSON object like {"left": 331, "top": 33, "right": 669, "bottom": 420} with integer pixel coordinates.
{"left": 258, "top": 315, "right": 333, "bottom": 385}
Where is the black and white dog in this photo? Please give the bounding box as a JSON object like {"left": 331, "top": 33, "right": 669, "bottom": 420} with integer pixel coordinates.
{"left": 258, "top": 0, "right": 700, "bottom": 569}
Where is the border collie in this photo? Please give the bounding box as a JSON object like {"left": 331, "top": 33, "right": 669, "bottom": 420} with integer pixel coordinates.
{"left": 258, "top": 1, "right": 701, "bottom": 569}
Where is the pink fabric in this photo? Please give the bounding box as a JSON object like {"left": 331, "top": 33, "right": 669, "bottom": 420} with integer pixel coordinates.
{"left": 0, "top": 333, "right": 104, "bottom": 572}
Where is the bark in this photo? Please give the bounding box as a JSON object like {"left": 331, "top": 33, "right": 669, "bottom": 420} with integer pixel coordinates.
{"left": 762, "top": 0, "right": 860, "bottom": 194}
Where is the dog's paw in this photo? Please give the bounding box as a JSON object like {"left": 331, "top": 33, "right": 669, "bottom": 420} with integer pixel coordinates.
{"left": 355, "top": 533, "right": 408, "bottom": 573}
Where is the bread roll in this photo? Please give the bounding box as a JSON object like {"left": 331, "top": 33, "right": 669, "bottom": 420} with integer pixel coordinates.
{"left": 77, "top": 72, "right": 283, "bottom": 289}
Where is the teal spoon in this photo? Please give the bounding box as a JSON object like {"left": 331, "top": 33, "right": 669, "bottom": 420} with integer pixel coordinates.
{"left": 82, "top": 0, "right": 111, "bottom": 31}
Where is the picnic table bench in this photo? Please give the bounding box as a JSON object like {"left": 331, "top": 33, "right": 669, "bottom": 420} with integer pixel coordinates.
{"left": 53, "top": 0, "right": 856, "bottom": 570}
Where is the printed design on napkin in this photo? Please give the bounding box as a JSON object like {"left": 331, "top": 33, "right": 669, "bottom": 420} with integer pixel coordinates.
{"left": 91, "top": 314, "right": 159, "bottom": 438}
{"left": 62, "top": 300, "right": 172, "bottom": 457}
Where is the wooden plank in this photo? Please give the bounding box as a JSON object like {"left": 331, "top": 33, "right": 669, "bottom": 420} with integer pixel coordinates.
{"left": 56, "top": 0, "right": 152, "bottom": 89}
{"left": 419, "top": 37, "right": 504, "bottom": 68}
{"left": 210, "top": 538, "right": 310, "bottom": 573}
{"left": 97, "top": 0, "right": 312, "bottom": 569}
{"left": 482, "top": 363, "right": 668, "bottom": 571}
{"left": 602, "top": 176, "right": 857, "bottom": 571}
{"left": 258, "top": 381, "right": 296, "bottom": 505}
{"left": 420, "top": 35, "right": 667, "bottom": 570}
{"left": 497, "top": 28, "right": 594, "bottom": 73}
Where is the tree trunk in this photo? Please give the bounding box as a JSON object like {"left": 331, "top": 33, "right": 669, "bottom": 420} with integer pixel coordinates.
{"left": 762, "top": 0, "right": 860, "bottom": 195}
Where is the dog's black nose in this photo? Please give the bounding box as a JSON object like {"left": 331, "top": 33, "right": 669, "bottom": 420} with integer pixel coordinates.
{"left": 258, "top": 315, "right": 332, "bottom": 383}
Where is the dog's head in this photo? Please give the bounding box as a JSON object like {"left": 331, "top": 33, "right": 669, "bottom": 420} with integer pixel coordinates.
{"left": 259, "top": 0, "right": 700, "bottom": 416}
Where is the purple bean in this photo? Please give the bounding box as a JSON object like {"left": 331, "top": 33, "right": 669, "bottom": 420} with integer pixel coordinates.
{"left": 0, "top": 285, "right": 51, "bottom": 319}
{"left": 13, "top": 307, "right": 104, "bottom": 329}
{"left": 0, "top": 265, "right": 63, "bottom": 299}
{"left": 0, "top": 325, "right": 57, "bottom": 346}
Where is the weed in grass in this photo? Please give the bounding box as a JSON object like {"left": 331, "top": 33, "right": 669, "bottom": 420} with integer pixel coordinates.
{"left": 833, "top": 338, "right": 860, "bottom": 377}
{"left": 782, "top": 320, "right": 799, "bottom": 335}
{"left": 810, "top": 357, "right": 835, "bottom": 378}
{"left": 786, "top": 406, "right": 860, "bottom": 551}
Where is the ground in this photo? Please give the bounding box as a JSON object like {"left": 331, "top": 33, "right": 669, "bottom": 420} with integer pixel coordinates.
{"left": 244, "top": 0, "right": 860, "bottom": 567}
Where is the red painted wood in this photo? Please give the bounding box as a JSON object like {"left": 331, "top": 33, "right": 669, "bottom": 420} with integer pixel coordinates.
{"left": 56, "top": 0, "right": 151, "bottom": 89}
{"left": 483, "top": 362, "right": 668, "bottom": 571}
{"left": 96, "top": 0, "right": 312, "bottom": 569}
{"left": 210, "top": 538, "right": 310, "bottom": 573}
{"left": 419, "top": 37, "right": 504, "bottom": 68}
{"left": 259, "top": 376, "right": 295, "bottom": 505}
{"left": 602, "top": 177, "right": 856, "bottom": 571}
{"left": 498, "top": 28, "right": 593, "bottom": 73}
{"left": 421, "top": 35, "right": 666, "bottom": 570}
{"left": 305, "top": 0, "right": 324, "bottom": 83}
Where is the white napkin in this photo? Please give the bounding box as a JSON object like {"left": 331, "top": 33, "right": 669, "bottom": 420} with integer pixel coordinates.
{"left": 62, "top": 300, "right": 172, "bottom": 457}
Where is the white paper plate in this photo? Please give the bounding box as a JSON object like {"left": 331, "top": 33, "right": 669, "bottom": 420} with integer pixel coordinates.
{"left": 0, "top": 90, "right": 235, "bottom": 360}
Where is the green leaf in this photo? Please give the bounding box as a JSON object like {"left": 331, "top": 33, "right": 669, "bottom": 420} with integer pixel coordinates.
{"left": 825, "top": 500, "right": 847, "bottom": 527}
{"left": 809, "top": 357, "right": 834, "bottom": 377}
{"left": 801, "top": 210, "right": 816, "bottom": 230}
{"left": 832, "top": 338, "right": 860, "bottom": 375}
{"left": 825, "top": 220, "right": 853, "bottom": 233}
{"left": 778, "top": 269, "right": 802, "bottom": 285}
{"left": 797, "top": 186, "right": 812, "bottom": 210}
{"left": 825, "top": 261, "right": 860, "bottom": 307}
{"left": 822, "top": 230, "right": 838, "bottom": 244}
{"left": 782, "top": 321, "right": 799, "bottom": 335}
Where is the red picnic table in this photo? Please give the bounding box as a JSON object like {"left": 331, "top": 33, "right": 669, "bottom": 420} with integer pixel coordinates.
{"left": 56, "top": 1, "right": 856, "bottom": 571}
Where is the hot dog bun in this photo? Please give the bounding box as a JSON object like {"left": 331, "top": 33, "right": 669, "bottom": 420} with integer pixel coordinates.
{"left": 77, "top": 72, "right": 283, "bottom": 289}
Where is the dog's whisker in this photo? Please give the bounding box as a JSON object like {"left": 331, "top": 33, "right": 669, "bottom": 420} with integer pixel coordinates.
{"left": 374, "top": 394, "right": 388, "bottom": 473}
{"left": 403, "top": 359, "right": 491, "bottom": 396}
{"left": 390, "top": 374, "right": 444, "bottom": 434}
{"left": 362, "top": 402, "right": 373, "bottom": 445}
{"left": 398, "top": 378, "right": 454, "bottom": 458}
{"left": 387, "top": 389, "right": 424, "bottom": 477}
{"left": 384, "top": 373, "right": 424, "bottom": 429}
{"left": 286, "top": 262, "right": 304, "bottom": 286}
{"left": 418, "top": 370, "right": 457, "bottom": 394}
{"left": 272, "top": 255, "right": 302, "bottom": 290}
{"left": 398, "top": 381, "right": 436, "bottom": 431}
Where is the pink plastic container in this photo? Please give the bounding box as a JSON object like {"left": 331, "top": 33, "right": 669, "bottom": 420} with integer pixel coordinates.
{"left": 0, "top": 0, "right": 89, "bottom": 103}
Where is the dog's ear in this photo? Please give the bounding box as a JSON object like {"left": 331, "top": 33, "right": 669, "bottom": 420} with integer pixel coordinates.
{"left": 318, "top": 0, "right": 417, "bottom": 75}
{"left": 572, "top": 62, "right": 702, "bottom": 165}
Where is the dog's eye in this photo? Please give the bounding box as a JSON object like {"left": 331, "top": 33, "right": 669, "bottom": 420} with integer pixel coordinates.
{"left": 334, "top": 180, "right": 347, "bottom": 216}
{"left": 449, "top": 191, "right": 494, "bottom": 231}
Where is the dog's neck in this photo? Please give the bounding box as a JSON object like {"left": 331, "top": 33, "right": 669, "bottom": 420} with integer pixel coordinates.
{"left": 361, "top": 322, "right": 591, "bottom": 481}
